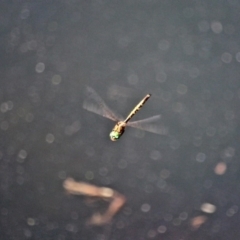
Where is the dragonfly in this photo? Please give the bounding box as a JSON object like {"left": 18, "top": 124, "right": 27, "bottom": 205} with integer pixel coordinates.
{"left": 83, "top": 86, "right": 168, "bottom": 141}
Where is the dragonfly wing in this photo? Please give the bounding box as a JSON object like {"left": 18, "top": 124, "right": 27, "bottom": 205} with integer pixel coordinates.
{"left": 83, "top": 86, "right": 123, "bottom": 121}
{"left": 127, "top": 115, "right": 168, "bottom": 135}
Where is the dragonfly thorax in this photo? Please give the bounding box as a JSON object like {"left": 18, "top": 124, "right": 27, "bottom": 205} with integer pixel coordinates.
{"left": 109, "top": 121, "right": 126, "bottom": 141}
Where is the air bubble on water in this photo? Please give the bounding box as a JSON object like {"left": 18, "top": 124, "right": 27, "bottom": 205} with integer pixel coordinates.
{"left": 127, "top": 73, "right": 139, "bottom": 85}
{"left": 150, "top": 150, "right": 161, "bottom": 161}
{"left": 58, "top": 171, "right": 67, "bottom": 179}
{"left": 20, "top": 9, "right": 30, "bottom": 19}
{"left": 141, "top": 203, "right": 151, "bottom": 212}
{"left": 177, "top": 84, "right": 188, "bottom": 95}
{"left": 18, "top": 149, "right": 28, "bottom": 159}
{"left": 221, "top": 52, "right": 232, "bottom": 64}
{"left": 206, "top": 126, "right": 216, "bottom": 137}
{"left": 156, "top": 71, "right": 167, "bottom": 83}
{"left": 51, "top": 75, "right": 62, "bottom": 85}
{"left": 157, "top": 225, "right": 167, "bottom": 233}
{"left": 85, "top": 171, "right": 94, "bottom": 180}
{"left": 118, "top": 159, "right": 128, "bottom": 169}
{"left": 24, "top": 229, "right": 32, "bottom": 238}
{"left": 211, "top": 21, "right": 223, "bottom": 34}
{"left": 196, "top": 152, "right": 206, "bottom": 162}
{"left": 173, "top": 218, "right": 181, "bottom": 226}
{"left": 99, "top": 167, "right": 108, "bottom": 176}
{"left": 160, "top": 169, "right": 170, "bottom": 179}
{"left": 226, "top": 205, "right": 238, "bottom": 217}
{"left": 46, "top": 133, "right": 55, "bottom": 143}
{"left": 16, "top": 165, "right": 24, "bottom": 174}
{"left": 27, "top": 218, "right": 36, "bottom": 226}
{"left": 236, "top": 52, "right": 240, "bottom": 62}
{"left": 147, "top": 229, "right": 157, "bottom": 238}
{"left": 172, "top": 102, "right": 184, "bottom": 113}
{"left": 1, "top": 103, "right": 8, "bottom": 113}
{"left": 25, "top": 113, "right": 34, "bottom": 122}
{"left": 158, "top": 40, "right": 170, "bottom": 51}
{"left": 35, "top": 62, "right": 45, "bottom": 73}
{"left": 179, "top": 212, "right": 188, "bottom": 220}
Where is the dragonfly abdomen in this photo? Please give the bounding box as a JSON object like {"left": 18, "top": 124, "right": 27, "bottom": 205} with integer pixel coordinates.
{"left": 124, "top": 94, "right": 151, "bottom": 123}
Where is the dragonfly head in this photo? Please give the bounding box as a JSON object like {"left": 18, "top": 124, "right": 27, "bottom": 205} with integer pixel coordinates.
{"left": 109, "top": 131, "right": 121, "bottom": 141}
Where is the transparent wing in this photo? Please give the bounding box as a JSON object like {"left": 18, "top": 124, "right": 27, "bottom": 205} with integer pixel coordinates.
{"left": 127, "top": 115, "right": 168, "bottom": 135}
{"left": 83, "top": 86, "right": 123, "bottom": 122}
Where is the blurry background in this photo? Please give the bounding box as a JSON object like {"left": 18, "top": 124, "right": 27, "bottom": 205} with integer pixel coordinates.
{"left": 1, "top": 0, "right": 240, "bottom": 239}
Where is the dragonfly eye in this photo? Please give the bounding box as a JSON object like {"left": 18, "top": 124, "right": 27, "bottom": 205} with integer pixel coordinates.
{"left": 110, "top": 131, "right": 120, "bottom": 141}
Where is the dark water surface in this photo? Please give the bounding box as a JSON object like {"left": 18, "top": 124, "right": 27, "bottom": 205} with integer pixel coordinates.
{"left": 1, "top": 1, "right": 240, "bottom": 239}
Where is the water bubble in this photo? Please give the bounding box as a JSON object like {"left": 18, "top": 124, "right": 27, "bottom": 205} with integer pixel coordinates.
{"left": 189, "top": 67, "right": 200, "bottom": 78}
{"left": 99, "top": 167, "right": 108, "bottom": 176}
{"left": 173, "top": 218, "right": 181, "bottom": 226}
{"left": 177, "top": 84, "right": 188, "bottom": 95}
{"left": 160, "top": 169, "right": 170, "bottom": 179}
{"left": 235, "top": 52, "right": 240, "bottom": 62}
{"left": 196, "top": 152, "right": 206, "bottom": 162}
{"left": 157, "top": 179, "right": 166, "bottom": 189}
{"left": 25, "top": 113, "right": 34, "bottom": 122}
{"left": 27, "top": 218, "right": 35, "bottom": 226}
{"left": 85, "top": 171, "right": 94, "bottom": 180}
{"left": 150, "top": 150, "right": 161, "bottom": 160}
{"left": 141, "top": 203, "right": 151, "bottom": 212}
{"left": 226, "top": 205, "right": 238, "bottom": 217}
{"left": 206, "top": 126, "right": 216, "bottom": 137}
{"left": 35, "top": 62, "right": 45, "bottom": 73}
{"left": 46, "top": 133, "right": 55, "bottom": 143}
{"left": 51, "top": 75, "right": 62, "bottom": 85}
{"left": 18, "top": 149, "right": 28, "bottom": 159}
{"left": 118, "top": 159, "right": 128, "bottom": 169}
{"left": 156, "top": 71, "right": 167, "bottom": 83}
{"left": 58, "top": 171, "right": 67, "bottom": 179}
{"left": 24, "top": 229, "right": 32, "bottom": 238}
{"left": 147, "top": 229, "right": 157, "bottom": 238}
{"left": 158, "top": 40, "right": 170, "bottom": 51}
{"left": 1, "top": 103, "right": 8, "bottom": 113}
{"left": 179, "top": 212, "right": 188, "bottom": 220}
{"left": 170, "top": 139, "right": 180, "bottom": 150}
{"left": 211, "top": 21, "right": 223, "bottom": 34}
{"left": 221, "top": 52, "right": 232, "bottom": 64}
{"left": 27, "top": 40, "right": 37, "bottom": 51}
{"left": 127, "top": 73, "right": 139, "bottom": 85}
{"left": 20, "top": 9, "right": 30, "bottom": 19}
{"left": 157, "top": 225, "right": 167, "bottom": 233}
{"left": 172, "top": 102, "right": 184, "bottom": 113}
{"left": 223, "top": 147, "right": 235, "bottom": 158}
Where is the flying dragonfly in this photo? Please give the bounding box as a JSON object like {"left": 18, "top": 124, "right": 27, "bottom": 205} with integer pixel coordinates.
{"left": 83, "top": 86, "right": 168, "bottom": 141}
